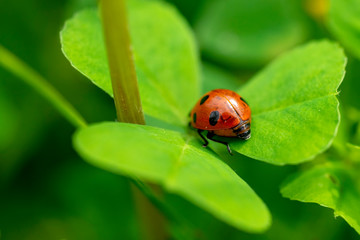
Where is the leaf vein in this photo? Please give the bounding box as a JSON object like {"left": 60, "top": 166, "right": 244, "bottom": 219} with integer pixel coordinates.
{"left": 165, "top": 137, "right": 191, "bottom": 187}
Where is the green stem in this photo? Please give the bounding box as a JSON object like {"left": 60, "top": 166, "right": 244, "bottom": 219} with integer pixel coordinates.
{"left": 99, "top": 1, "right": 170, "bottom": 239}
{"left": 99, "top": 0, "right": 145, "bottom": 124}
{"left": 131, "top": 182, "right": 168, "bottom": 240}
{"left": 0, "top": 45, "right": 87, "bottom": 128}
{"left": 131, "top": 179, "right": 195, "bottom": 239}
{"left": 131, "top": 179, "right": 180, "bottom": 224}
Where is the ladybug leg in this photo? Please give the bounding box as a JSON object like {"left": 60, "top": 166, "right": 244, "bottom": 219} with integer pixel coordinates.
{"left": 197, "top": 129, "right": 209, "bottom": 147}
{"left": 206, "top": 132, "right": 233, "bottom": 155}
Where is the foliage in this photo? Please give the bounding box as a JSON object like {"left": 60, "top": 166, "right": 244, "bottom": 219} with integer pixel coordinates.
{"left": 281, "top": 161, "right": 360, "bottom": 234}
{"left": 61, "top": 4, "right": 345, "bottom": 165}
{"left": 61, "top": 2, "right": 199, "bottom": 126}
{"left": 1, "top": 0, "right": 360, "bottom": 239}
{"left": 232, "top": 41, "right": 345, "bottom": 164}
{"left": 74, "top": 122, "right": 271, "bottom": 232}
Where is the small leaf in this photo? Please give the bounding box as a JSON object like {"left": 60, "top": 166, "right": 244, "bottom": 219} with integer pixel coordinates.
{"left": 195, "top": 0, "right": 308, "bottom": 67}
{"left": 327, "top": 0, "right": 360, "bottom": 59}
{"left": 73, "top": 122, "right": 271, "bottom": 233}
{"left": 232, "top": 40, "right": 346, "bottom": 165}
{"left": 61, "top": 0, "right": 200, "bottom": 126}
{"left": 281, "top": 162, "right": 360, "bottom": 234}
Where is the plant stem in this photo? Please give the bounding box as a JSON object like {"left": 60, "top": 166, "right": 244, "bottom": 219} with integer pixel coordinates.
{"left": 131, "top": 179, "right": 192, "bottom": 233}
{"left": 131, "top": 182, "right": 168, "bottom": 240}
{"left": 0, "top": 45, "right": 87, "bottom": 128}
{"left": 99, "top": 1, "right": 167, "bottom": 239}
{"left": 99, "top": 0, "right": 145, "bottom": 124}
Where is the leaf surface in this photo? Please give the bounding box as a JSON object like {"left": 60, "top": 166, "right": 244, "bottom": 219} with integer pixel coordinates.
{"left": 74, "top": 122, "right": 271, "bottom": 233}
{"left": 232, "top": 41, "right": 346, "bottom": 164}
{"left": 61, "top": 0, "right": 200, "bottom": 126}
{"left": 281, "top": 162, "right": 360, "bottom": 234}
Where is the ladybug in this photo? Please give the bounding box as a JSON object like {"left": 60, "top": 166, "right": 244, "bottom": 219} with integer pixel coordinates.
{"left": 190, "top": 89, "right": 251, "bottom": 154}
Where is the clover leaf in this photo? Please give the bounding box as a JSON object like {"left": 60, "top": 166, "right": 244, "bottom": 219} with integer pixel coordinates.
{"left": 74, "top": 122, "right": 271, "bottom": 233}
{"left": 281, "top": 161, "right": 360, "bottom": 234}
{"left": 232, "top": 41, "right": 346, "bottom": 165}
{"left": 61, "top": 0, "right": 347, "bottom": 233}
{"left": 61, "top": 4, "right": 346, "bottom": 164}
{"left": 61, "top": 0, "right": 200, "bottom": 127}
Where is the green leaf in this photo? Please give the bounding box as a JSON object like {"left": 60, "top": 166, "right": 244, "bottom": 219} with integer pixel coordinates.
{"left": 195, "top": 0, "right": 308, "bottom": 67}
{"left": 60, "top": 0, "right": 200, "bottom": 126}
{"left": 73, "top": 122, "right": 271, "bottom": 233}
{"left": 327, "top": 0, "right": 360, "bottom": 60}
{"left": 232, "top": 40, "right": 346, "bottom": 165}
{"left": 281, "top": 162, "right": 360, "bottom": 235}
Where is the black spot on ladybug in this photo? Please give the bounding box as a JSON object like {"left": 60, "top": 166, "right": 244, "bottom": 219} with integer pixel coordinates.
{"left": 193, "top": 113, "right": 197, "bottom": 123}
{"left": 240, "top": 97, "right": 248, "bottom": 105}
{"left": 209, "top": 111, "right": 220, "bottom": 126}
{"left": 200, "top": 95, "right": 210, "bottom": 105}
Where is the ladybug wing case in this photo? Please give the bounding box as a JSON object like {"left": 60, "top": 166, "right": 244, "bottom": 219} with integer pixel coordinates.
{"left": 190, "top": 93, "right": 241, "bottom": 130}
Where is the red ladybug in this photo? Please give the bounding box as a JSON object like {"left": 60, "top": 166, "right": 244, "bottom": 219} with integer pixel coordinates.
{"left": 190, "top": 89, "right": 251, "bottom": 154}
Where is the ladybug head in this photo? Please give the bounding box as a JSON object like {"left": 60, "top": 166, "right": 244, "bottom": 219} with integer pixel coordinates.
{"left": 233, "top": 121, "right": 251, "bottom": 140}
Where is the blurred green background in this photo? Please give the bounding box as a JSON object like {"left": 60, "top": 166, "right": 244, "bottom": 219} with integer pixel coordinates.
{"left": 0, "top": 0, "right": 359, "bottom": 239}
